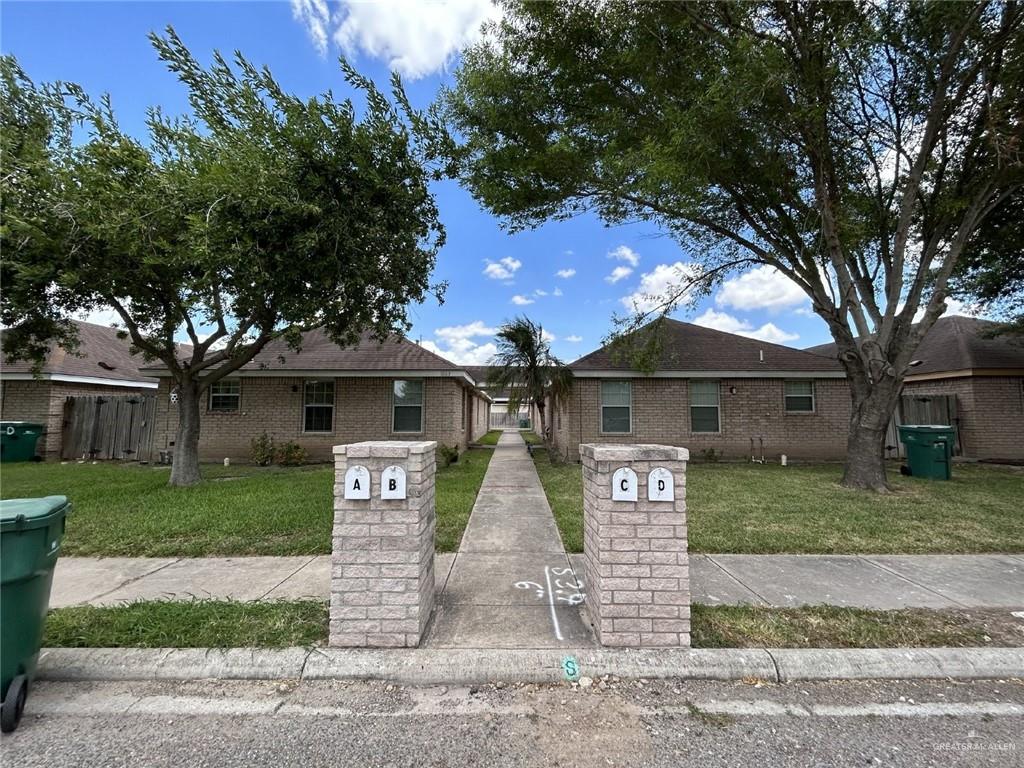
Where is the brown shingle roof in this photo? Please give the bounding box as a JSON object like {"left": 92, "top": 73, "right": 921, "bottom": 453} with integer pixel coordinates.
{"left": 1, "top": 320, "right": 157, "bottom": 384}
{"left": 571, "top": 318, "right": 842, "bottom": 374}
{"left": 141, "top": 328, "right": 463, "bottom": 374}
{"left": 804, "top": 316, "right": 1024, "bottom": 375}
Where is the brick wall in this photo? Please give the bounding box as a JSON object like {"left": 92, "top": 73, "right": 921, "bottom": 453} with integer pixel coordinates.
{"left": 581, "top": 443, "right": 690, "bottom": 648}
{"left": 1, "top": 379, "right": 150, "bottom": 457}
{"left": 330, "top": 441, "right": 436, "bottom": 647}
{"left": 152, "top": 375, "right": 475, "bottom": 462}
{"left": 552, "top": 377, "right": 851, "bottom": 462}
{"left": 903, "top": 375, "right": 1024, "bottom": 461}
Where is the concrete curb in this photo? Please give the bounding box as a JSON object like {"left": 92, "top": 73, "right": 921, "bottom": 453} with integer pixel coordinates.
{"left": 37, "top": 647, "right": 1024, "bottom": 685}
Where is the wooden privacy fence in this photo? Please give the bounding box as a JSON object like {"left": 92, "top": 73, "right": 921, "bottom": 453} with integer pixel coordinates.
{"left": 884, "top": 393, "right": 961, "bottom": 458}
{"left": 489, "top": 409, "right": 531, "bottom": 429}
{"left": 61, "top": 395, "right": 157, "bottom": 462}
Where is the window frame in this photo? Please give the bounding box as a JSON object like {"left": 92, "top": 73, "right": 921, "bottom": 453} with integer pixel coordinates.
{"left": 302, "top": 379, "right": 335, "bottom": 434}
{"left": 392, "top": 379, "right": 425, "bottom": 434}
{"left": 689, "top": 379, "right": 721, "bottom": 434}
{"left": 784, "top": 380, "right": 816, "bottom": 414}
{"left": 208, "top": 379, "right": 241, "bottom": 413}
{"left": 600, "top": 380, "right": 632, "bottom": 435}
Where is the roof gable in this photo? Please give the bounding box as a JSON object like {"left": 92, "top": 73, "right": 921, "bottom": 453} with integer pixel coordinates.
{"left": 804, "top": 316, "right": 1024, "bottom": 375}
{"left": 571, "top": 319, "right": 842, "bottom": 375}
{"left": 1, "top": 320, "right": 157, "bottom": 384}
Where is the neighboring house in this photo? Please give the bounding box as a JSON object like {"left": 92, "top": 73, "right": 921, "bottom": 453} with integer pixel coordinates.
{"left": 807, "top": 316, "right": 1024, "bottom": 462}
{"left": 0, "top": 320, "right": 159, "bottom": 457}
{"left": 549, "top": 319, "right": 849, "bottom": 462}
{"left": 144, "top": 330, "right": 492, "bottom": 462}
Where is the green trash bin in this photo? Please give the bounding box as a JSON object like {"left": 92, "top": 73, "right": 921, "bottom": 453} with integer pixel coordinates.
{"left": 1, "top": 422, "right": 45, "bottom": 463}
{"left": 898, "top": 425, "right": 957, "bottom": 480}
{"left": 0, "top": 495, "right": 69, "bottom": 732}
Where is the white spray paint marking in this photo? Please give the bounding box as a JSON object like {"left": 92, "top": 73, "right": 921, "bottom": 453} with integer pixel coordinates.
{"left": 515, "top": 567, "right": 586, "bottom": 641}
{"left": 544, "top": 565, "right": 563, "bottom": 641}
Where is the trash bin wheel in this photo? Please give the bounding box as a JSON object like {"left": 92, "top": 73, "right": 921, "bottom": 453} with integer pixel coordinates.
{"left": 1, "top": 674, "right": 27, "bottom": 733}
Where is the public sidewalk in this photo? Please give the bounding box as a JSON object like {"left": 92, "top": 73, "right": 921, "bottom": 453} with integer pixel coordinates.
{"left": 52, "top": 552, "right": 1024, "bottom": 611}
{"left": 50, "top": 430, "right": 1024, "bottom": 617}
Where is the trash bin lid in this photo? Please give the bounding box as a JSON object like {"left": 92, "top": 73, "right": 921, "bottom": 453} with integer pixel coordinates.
{"left": 0, "top": 495, "right": 69, "bottom": 530}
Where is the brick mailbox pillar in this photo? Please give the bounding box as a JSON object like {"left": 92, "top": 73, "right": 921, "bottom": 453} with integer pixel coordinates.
{"left": 330, "top": 441, "right": 437, "bottom": 648}
{"left": 580, "top": 444, "right": 690, "bottom": 647}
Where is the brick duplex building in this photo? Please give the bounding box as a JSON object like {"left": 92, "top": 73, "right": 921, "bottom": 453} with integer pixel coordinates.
{"left": 807, "top": 316, "right": 1024, "bottom": 462}
{"left": 144, "top": 329, "right": 491, "bottom": 463}
{"left": 1, "top": 321, "right": 159, "bottom": 457}
{"left": 549, "top": 319, "right": 850, "bottom": 462}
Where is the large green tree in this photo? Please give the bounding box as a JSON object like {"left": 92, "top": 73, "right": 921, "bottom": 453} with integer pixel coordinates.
{"left": 1, "top": 29, "right": 445, "bottom": 485}
{"left": 444, "top": 0, "right": 1023, "bottom": 491}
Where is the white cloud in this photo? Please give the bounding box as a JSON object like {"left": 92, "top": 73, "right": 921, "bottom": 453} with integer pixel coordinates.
{"left": 420, "top": 338, "right": 497, "bottom": 366}
{"left": 565, "top": 334, "right": 583, "bottom": 343}
{"left": 620, "top": 261, "right": 703, "bottom": 313}
{"left": 483, "top": 256, "right": 521, "bottom": 280}
{"left": 556, "top": 268, "right": 576, "bottom": 279}
{"left": 435, "top": 320, "right": 497, "bottom": 341}
{"left": 609, "top": 245, "right": 640, "bottom": 267}
{"left": 553, "top": 287, "right": 563, "bottom": 297}
{"left": 605, "top": 266, "right": 634, "bottom": 284}
{"left": 542, "top": 329, "right": 556, "bottom": 342}
{"left": 419, "top": 318, "right": 498, "bottom": 366}
{"left": 716, "top": 266, "right": 807, "bottom": 312}
{"left": 510, "top": 294, "right": 534, "bottom": 306}
{"left": 693, "top": 308, "right": 799, "bottom": 344}
{"left": 332, "top": 0, "right": 501, "bottom": 79}
{"left": 534, "top": 289, "right": 548, "bottom": 297}
{"left": 74, "top": 307, "right": 122, "bottom": 328}
{"left": 291, "top": 0, "right": 331, "bottom": 56}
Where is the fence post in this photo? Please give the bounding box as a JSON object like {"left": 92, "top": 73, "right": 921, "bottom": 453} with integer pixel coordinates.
{"left": 330, "top": 441, "right": 437, "bottom": 647}
{"left": 580, "top": 443, "right": 690, "bottom": 648}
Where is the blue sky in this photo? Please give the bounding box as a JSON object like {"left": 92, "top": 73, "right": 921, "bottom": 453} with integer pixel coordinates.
{"left": 2, "top": 0, "right": 843, "bottom": 363}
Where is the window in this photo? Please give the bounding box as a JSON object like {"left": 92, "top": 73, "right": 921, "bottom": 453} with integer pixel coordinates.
{"left": 601, "top": 380, "right": 631, "bottom": 433}
{"left": 209, "top": 380, "right": 240, "bottom": 412}
{"left": 690, "top": 380, "right": 720, "bottom": 433}
{"left": 303, "top": 380, "right": 334, "bottom": 433}
{"left": 784, "top": 380, "right": 815, "bottom": 412}
{"left": 393, "top": 380, "right": 424, "bottom": 433}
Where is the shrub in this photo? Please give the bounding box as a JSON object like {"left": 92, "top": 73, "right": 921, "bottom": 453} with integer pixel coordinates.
{"left": 438, "top": 443, "right": 459, "bottom": 468}
{"left": 275, "top": 441, "right": 308, "bottom": 466}
{"left": 250, "top": 432, "right": 275, "bottom": 466}
{"left": 700, "top": 448, "right": 721, "bottom": 463}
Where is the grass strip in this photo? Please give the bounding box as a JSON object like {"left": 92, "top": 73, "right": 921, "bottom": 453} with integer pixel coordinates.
{"left": 44, "top": 599, "right": 327, "bottom": 648}
{"left": 45, "top": 601, "right": 1017, "bottom": 649}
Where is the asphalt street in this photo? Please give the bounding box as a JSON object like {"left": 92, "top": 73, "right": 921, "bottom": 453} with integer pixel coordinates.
{"left": 3, "top": 678, "right": 1022, "bottom": 767}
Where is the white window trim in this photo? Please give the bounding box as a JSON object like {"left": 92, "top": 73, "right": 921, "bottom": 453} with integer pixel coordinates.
{"left": 784, "top": 380, "right": 816, "bottom": 414}
{"left": 689, "top": 380, "right": 721, "bottom": 434}
{"left": 600, "top": 380, "right": 633, "bottom": 435}
{"left": 302, "top": 379, "right": 335, "bottom": 434}
{"left": 208, "top": 380, "right": 241, "bottom": 413}
{"left": 392, "top": 378, "right": 425, "bottom": 434}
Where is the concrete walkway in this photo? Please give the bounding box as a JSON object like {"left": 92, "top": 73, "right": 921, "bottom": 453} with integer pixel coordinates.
{"left": 423, "top": 430, "right": 594, "bottom": 648}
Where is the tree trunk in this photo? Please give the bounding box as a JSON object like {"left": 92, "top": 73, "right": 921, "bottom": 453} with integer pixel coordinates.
{"left": 169, "top": 380, "right": 202, "bottom": 487}
{"left": 536, "top": 399, "right": 553, "bottom": 460}
{"left": 841, "top": 378, "right": 901, "bottom": 492}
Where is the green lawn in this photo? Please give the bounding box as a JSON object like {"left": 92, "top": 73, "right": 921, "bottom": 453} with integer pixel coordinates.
{"left": 1, "top": 448, "right": 492, "bottom": 556}
{"left": 476, "top": 429, "right": 502, "bottom": 446}
{"left": 45, "top": 600, "right": 326, "bottom": 648}
{"left": 43, "top": 599, "right": 1016, "bottom": 649}
{"left": 521, "top": 430, "right": 542, "bottom": 445}
{"left": 531, "top": 449, "right": 1024, "bottom": 554}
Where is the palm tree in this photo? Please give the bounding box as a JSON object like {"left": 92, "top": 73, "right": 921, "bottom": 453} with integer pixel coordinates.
{"left": 488, "top": 316, "right": 573, "bottom": 459}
